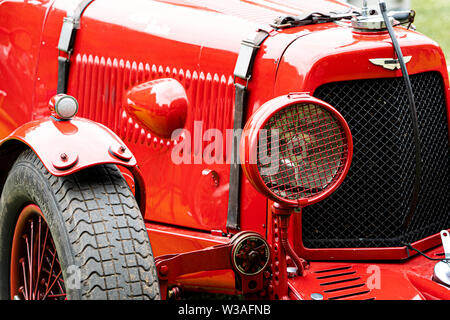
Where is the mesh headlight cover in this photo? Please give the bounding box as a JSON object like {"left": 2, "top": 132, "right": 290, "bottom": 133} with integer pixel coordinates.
{"left": 241, "top": 95, "right": 352, "bottom": 207}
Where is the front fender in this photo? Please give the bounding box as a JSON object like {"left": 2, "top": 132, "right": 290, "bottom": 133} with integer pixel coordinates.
{"left": 0, "top": 117, "right": 146, "bottom": 210}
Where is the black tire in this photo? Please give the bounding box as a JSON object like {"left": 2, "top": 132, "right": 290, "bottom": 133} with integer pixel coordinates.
{"left": 0, "top": 149, "right": 160, "bottom": 300}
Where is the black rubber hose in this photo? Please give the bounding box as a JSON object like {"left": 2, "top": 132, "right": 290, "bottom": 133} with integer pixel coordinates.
{"left": 379, "top": 0, "right": 421, "bottom": 229}
{"left": 278, "top": 215, "right": 306, "bottom": 276}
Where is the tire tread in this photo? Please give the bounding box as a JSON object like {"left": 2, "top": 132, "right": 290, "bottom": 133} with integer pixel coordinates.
{"left": 16, "top": 150, "right": 159, "bottom": 300}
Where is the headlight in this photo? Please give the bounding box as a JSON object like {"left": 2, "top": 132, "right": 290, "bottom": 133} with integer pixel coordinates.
{"left": 240, "top": 94, "right": 353, "bottom": 207}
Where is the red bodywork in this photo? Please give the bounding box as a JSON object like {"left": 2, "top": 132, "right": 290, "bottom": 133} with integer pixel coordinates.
{"left": 0, "top": 0, "right": 449, "bottom": 299}
{"left": 240, "top": 94, "right": 353, "bottom": 207}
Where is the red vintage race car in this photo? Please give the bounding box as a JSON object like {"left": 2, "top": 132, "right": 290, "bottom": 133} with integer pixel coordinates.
{"left": 0, "top": 0, "right": 448, "bottom": 300}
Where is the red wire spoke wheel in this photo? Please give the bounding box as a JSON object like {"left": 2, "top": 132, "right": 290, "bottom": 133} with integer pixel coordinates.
{"left": 0, "top": 150, "right": 160, "bottom": 300}
{"left": 10, "top": 205, "right": 66, "bottom": 300}
{"left": 240, "top": 94, "right": 353, "bottom": 207}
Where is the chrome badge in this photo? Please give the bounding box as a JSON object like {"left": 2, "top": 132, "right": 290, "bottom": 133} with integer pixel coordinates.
{"left": 369, "top": 56, "right": 412, "bottom": 70}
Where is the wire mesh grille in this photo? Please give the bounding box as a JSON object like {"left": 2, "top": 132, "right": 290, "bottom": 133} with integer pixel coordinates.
{"left": 257, "top": 103, "right": 348, "bottom": 202}
{"left": 303, "top": 72, "right": 450, "bottom": 248}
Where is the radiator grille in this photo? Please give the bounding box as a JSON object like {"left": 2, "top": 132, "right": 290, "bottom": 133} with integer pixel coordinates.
{"left": 303, "top": 72, "right": 450, "bottom": 248}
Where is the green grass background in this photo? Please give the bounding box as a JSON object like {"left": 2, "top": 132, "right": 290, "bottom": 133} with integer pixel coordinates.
{"left": 411, "top": 0, "right": 450, "bottom": 62}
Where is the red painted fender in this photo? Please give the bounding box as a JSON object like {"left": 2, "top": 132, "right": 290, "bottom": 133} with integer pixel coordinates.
{"left": 0, "top": 116, "right": 146, "bottom": 210}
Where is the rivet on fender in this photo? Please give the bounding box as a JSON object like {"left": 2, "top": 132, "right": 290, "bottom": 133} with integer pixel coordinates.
{"left": 109, "top": 145, "right": 132, "bottom": 162}
{"left": 52, "top": 151, "right": 78, "bottom": 170}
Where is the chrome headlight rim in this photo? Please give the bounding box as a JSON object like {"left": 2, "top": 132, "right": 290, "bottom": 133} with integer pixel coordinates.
{"left": 240, "top": 93, "right": 353, "bottom": 208}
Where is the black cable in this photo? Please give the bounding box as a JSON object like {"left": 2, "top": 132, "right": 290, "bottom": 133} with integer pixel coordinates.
{"left": 402, "top": 242, "right": 449, "bottom": 263}
{"left": 379, "top": 0, "right": 422, "bottom": 229}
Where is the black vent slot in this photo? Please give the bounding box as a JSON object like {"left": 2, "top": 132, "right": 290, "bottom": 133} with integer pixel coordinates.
{"left": 312, "top": 265, "right": 373, "bottom": 300}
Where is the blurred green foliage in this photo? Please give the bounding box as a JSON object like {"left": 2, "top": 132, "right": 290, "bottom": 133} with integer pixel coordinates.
{"left": 411, "top": 0, "right": 450, "bottom": 62}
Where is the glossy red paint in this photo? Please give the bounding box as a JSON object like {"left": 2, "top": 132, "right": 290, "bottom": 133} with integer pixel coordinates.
{"left": 0, "top": 0, "right": 55, "bottom": 138}
{"left": 263, "top": 198, "right": 447, "bottom": 262}
{"left": 287, "top": 244, "right": 450, "bottom": 300}
{"left": 147, "top": 218, "right": 450, "bottom": 299}
{"left": 155, "top": 231, "right": 268, "bottom": 299}
{"left": 32, "top": 0, "right": 352, "bottom": 235}
{"left": 0, "top": 0, "right": 449, "bottom": 299}
{"left": 291, "top": 211, "right": 446, "bottom": 261}
{"left": 272, "top": 21, "right": 450, "bottom": 139}
{"left": 274, "top": 23, "right": 450, "bottom": 96}
{"left": 126, "top": 78, "right": 189, "bottom": 139}
{"left": 156, "top": 242, "right": 234, "bottom": 299}
{"left": 0, "top": 116, "right": 137, "bottom": 176}
{"left": 240, "top": 94, "right": 353, "bottom": 207}
{"left": 146, "top": 221, "right": 238, "bottom": 294}
{"left": 271, "top": 23, "right": 450, "bottom": 261}
{"left": 0, "top": 115, "right": 147, "bottom": 210}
